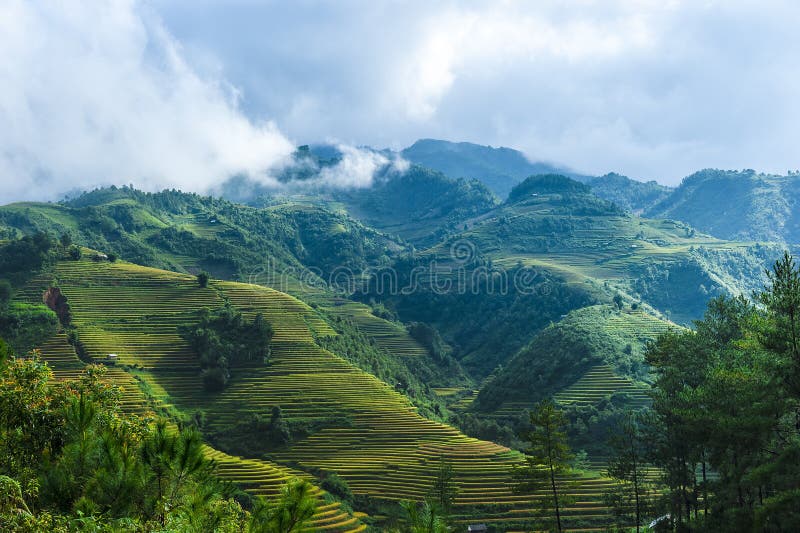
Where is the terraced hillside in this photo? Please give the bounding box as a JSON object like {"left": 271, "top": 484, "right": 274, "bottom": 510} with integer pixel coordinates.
{"left": 473, "top": 305, "right": 676, "bottom": 415}
{"left": 553, "top": 365, "right": 650, "bottom": 408}
{"left": 20, "top": 255, "right": 624, "bottom": 530}
{"left": 26, "top": 339, "right": 364, "bottom": 531}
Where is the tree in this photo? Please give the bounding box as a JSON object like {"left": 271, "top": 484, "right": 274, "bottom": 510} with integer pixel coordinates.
{"left": 68, "top": 245, "right": 82, "bottom": 261}
{"left": 59, "top": 233, "right": 72, "bottom": 248}
{"left": 606, "top": 411, "right": 653, "bottom": 532}
{"left": 197, "top": 271, "right": 210, "bottom": 288}
{"left": 513, "top": 399, "right": 573, "bottom": 532}
{"left": 613, "top": 293, "right": 624, "bottom": 310}
{"left": 107, "top": 252, "right": 118, "bottom": 263}
{"left": 398, "top": 499, "right": 450, "bottom": 533}
{"left": 0, "top": 280, "right": 11, "bottom": 310}
{"left": 428, "top": 457, "right": 458, "bottom": 517}
{"left": 248, "top": 478, "right": 317, "bottom": 533}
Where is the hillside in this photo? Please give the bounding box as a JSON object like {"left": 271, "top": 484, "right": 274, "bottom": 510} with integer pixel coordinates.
{"left": 646, "top": 168, "right": 800, "bottom": 243}
{"left": 588, "top": 173, "right": 673, "bottom": 213}
{"left": 474, "top": 305, "right": 674, "bottom": 414}
{"left": 0, "top": 187, "right": 405, "bottom": 282}
{"left": 401, "top": 138, "right": 589, "bottom": 198}
{"left": 0, "top": 191, "right": 470, "bottom": 412}
{"left": 329, "top": 164, "right": 498, "bottom": 246}
{"left": 15, "top": 253, "right": 628, "bottom": 530}
{"left": 366, "top": 175, "right": 780, "bottom": 381}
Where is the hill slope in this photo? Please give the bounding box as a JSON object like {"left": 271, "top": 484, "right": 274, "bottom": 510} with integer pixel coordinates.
{"left": 17, "top": 254, "right": 626, "bottom": 530}
{"left": 646, "top": 169, "right": 800, "bottom": 243}
{"left": 588, "top": 173, "right": 672, "bottom": 213}
{"left": 366, "top": 175, "right": 780, "bottom": 381}
{"left": 474, "top": 304, "right": 675, "bottom": 414}
{"left": 401, "top": 139, "right": 589, "bottom": 198}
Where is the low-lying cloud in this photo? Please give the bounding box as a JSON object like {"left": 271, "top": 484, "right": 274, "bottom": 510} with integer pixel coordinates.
{"left": 0, "top": 1, "right": 396, "bottom": 204}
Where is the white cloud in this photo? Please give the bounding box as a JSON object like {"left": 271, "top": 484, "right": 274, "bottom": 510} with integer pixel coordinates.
{"left": 0, "top": 0, "right": 296, "bottom": 203}
{"left": 153, "top": 0, "right": 800, "bottom": 184}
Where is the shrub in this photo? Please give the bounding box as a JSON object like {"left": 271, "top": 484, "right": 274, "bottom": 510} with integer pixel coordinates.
{"left": 320, "top": 472, "right": 353, "bottom": 504}
{"left": 202, "top": 367, "right": 228, "bottom": 392}
{"left": 68, "top": 246, "right": 82, "bottom": 261}
{"left": 197, "top": 271, "right": 210, "bottom": 288}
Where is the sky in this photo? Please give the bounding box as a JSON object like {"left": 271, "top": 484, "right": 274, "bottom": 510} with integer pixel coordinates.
{"left": 1, "top": 0, "right": 800, "bottom": 203}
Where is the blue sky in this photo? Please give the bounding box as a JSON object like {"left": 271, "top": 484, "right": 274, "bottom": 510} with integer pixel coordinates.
{"left": 1, "top": 1, "right": 799, "bottom": 201}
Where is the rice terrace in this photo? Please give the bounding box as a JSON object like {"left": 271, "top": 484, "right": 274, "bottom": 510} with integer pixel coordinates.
{"left": 1, "top": 2, "right": 800, "bottom": 532}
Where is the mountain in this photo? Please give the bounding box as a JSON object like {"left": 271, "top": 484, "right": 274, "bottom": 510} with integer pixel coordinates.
{"left": 365, "top": 175, "right": 780, "bottom": 380}
{"left": 646, "top": 169, "right": 800, "bottom": 243}
{"left": 329, "top": 164, "right": 498, "bottom": 246}
{"left": 588, "top": 172, "right": 672, "bottom": 213}
{"left": 401, "top": 138, "right": 589, "bottom": 198}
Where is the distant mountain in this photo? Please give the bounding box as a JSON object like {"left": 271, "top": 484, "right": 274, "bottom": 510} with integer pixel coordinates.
{"left": 588, "top": 173, "right": 672, "bottom": 214}
{"left": 401, "top": 139, "right": 589, "bottom": 198}
{"left": 646, "top": 169, "right": 800, "bottom": 243}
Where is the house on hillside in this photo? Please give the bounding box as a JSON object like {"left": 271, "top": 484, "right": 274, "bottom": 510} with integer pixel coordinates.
{"left": 467, "top": 525, "right": 488, "bottom": 532}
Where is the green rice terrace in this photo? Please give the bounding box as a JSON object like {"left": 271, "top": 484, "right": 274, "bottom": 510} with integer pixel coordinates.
{"left": 20, "top": 255, "right": 629, "bottom": 530}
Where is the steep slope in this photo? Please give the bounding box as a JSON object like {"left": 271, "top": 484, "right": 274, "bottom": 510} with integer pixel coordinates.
{"left": 0, "top": 195, "right": 468, "bottom": 410}
{"left": 474, "top": 305, "right": 675, "bottom": 414}
{"left": 646, "top": 169, "right": 800, "bottom": 243}
{"left": 588, "top": 172, "right": 672, "bottom": 213}
{"left": 401, "top": 138, "right": 589, "bottom": 198}
{"left": 17, "top": 254, "right": 625, "bottom": 530}
{"left": 15, "top": 308, "right": 365, "bottom": 532}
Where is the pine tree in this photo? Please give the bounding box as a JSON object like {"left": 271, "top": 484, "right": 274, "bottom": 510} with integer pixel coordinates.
{"left": 513, "top": 399, "right": 573, "bottom": 532}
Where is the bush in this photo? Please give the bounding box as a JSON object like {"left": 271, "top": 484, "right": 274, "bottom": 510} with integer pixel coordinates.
{"left": 106, "top": 252, "right": 118, "bottom": 263}
{"left": 320, "top": 472, "right": 353, "bottom": 503}
{"left": 68, "top": 246, "right": 82, "bottom": 261}
{"left": 197, "top": 271, "right": 210, "bottom": 288}
{"left": 0, "top": 281, "right": 11, "bottom": 310}
{"left": 202, "top": 367, "right": 228, "bottom": 392}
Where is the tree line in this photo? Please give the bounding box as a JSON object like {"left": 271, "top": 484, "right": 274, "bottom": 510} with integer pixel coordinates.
{"left": 512, "top": 253, "right": 800, "bottom": 532}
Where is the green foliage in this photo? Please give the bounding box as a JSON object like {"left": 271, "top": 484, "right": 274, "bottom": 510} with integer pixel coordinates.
{"left": 588, "top": 172, "right": 672, "bottom": 213}
{"left": 248, "top": 478, "right": 317, "bottom": 533}
{"left": 67, "top": 245, "right": 82, "bottom": 261}
{"left": 0, "top": 232, "right": 52, "bottom": 282}
{"left": 0, "top": 302, "right": 58, "bottom": 355}
{"left": 406, "top": 322, "right": 449, "bottom": 362}
{"left": 604, "top": 412, "right": 656, "bottom": 532}
{"left": 372, "top": 260, "right": 594, "bottom": 379}
{"left": 646, "top": 168, "right": 799, "bottom": 242}
{"left": 316, "top": 311, "right": 466, "bottom": 418}
{"left": 513, "top": 399, "right": 574, "bottom": 533}
{"left": 0, "top": 281, "right": 11, "bottom": 310}
{"left": 475, "top": 306, "right": 660, "bottom": 412}
{"left": 0, "top": 357, "right": 252, "bottom": 529}
{"left": 179, "top": 304, "right": 273, "bottom": 391}
{"left": 427, "top": 457, "right": 458, "bottom": 516}
{"left": 197, "top": 271, "right": 210, "bottom": 288}
{"left": 332, "top": 164, "right": 498, "bottom": 246}
{"left": 644, "top": 253, "right": 800, "bottom": 530}
{"left": 397, "top": 499, "right": 451, "bottom": 533}
{"left": 508, "top": 174, "right": 593, "bottom": 203}
{"left": 320, "top": 472, "right": 353, "bottom": 504}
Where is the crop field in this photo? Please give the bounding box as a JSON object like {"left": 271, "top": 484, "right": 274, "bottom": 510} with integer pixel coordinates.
{"left": 29, "top": 341, "right": 365, "bottom": 531}
{"left": 554, "top": 365, "right": 651, "bottom": 408}
{"left": 20, "top": 256, "right": 627, "bottom": 529}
